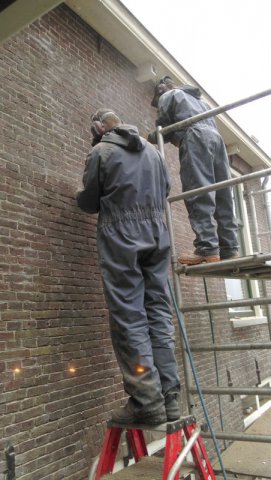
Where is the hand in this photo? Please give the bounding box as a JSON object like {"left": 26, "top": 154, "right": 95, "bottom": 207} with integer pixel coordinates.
{"left": 147, "top": 130, "right": 157, "bottom": 144}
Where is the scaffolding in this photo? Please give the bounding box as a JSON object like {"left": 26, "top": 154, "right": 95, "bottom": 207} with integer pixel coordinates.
{"left": 156, "top": 89, "right": 271, "bottom": 477}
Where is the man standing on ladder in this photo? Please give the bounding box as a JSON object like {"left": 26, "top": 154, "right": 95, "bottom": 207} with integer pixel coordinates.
{"left": 77, "top": 109, "right": 180, "bottom": 425}
{"left": 149, "top": 76, "right": 239, "bottom": 265}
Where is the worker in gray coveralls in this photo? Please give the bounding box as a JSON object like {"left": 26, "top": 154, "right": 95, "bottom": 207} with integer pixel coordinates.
{"left": 77, "top": 109, "right": 180, "bottom": 425}
{"left": 149, "top": 76, "right": 239, "bottom": 265}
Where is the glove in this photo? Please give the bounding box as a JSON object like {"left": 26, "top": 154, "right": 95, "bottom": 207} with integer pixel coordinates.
{"left": 147, "top": 130, "right": 157, "bottom": 144}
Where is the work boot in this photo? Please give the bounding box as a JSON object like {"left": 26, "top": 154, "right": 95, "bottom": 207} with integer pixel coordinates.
{"left": 220, "top": 253, "right": 239, "bottom": 261}
{"left": 178, "top": 253, "right": 220, "bottom": 265}
{"left": 111, "top": 402, "right": 167, "bottom": 425}
{"left": 165, "top": 392, "right": 181, "bottom": 422}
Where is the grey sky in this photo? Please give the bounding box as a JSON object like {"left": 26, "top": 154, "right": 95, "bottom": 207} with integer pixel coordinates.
{"left": 122, "top": 0, "right": 271, "bottom": 157}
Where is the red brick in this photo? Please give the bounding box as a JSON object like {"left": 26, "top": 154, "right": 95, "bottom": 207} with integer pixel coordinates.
{"left": 0, "top": 4, "right": 270, "bottom": 480}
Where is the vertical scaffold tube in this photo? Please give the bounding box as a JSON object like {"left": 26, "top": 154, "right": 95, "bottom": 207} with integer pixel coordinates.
{"left": 246, "top": 191, "right": 271, "bottom": 340}
{"left": 157, "top": 126, "right": 196, "bottom": 415}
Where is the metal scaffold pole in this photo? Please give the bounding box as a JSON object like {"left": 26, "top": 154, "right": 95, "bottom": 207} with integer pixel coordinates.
{"left": 169, "top": 168, "right": 271, "bottom": 203}
{"left": 161, "top": 88, "right": 271, "bottom": 136}
{"left": 157, "top": 126, "right": 228, "bottom": 478}
{"left": 244, "top": 189, "right": 271, "bottom": 339}
{"left": 157, "top": 126, "right": 196, "bottom": 416}
{"left": 156, "top": 86, "right": 271, "bottom": 478}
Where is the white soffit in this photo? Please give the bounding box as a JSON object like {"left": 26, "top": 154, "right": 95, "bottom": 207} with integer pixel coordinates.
{"left": 66, "top": 0, "right": 271, "bottom": 169}
{"left": 0, "top": 0, "right": 62, "bottom": 44}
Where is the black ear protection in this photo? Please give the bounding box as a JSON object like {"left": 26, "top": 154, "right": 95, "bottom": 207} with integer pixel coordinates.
{"left": 156, "top": 83, "right": 168, "bottom": 96}
{"left": 151, "top": 76, "right": 174, "bottom": 107}
{"left": 91, "top": 120, "right": 106, "bottom": 137}
{"left": 160, "top": 75, "right": 174, "bottom": 85}
{"left": 91, "top": 110, "right": 116, "bottom": 146}
{"left": 90, "top": 121, "right": 105, "bottom": 146}
{"left": 151, "top": 83, "right": 168, "bottom": 108}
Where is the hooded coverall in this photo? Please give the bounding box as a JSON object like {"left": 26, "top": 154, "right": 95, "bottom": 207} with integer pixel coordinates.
{"left": 77, "top": 125, "right": 180, "bottom": 415}
{"left": 154, "top": 85, "right": 238, "bottom": 258}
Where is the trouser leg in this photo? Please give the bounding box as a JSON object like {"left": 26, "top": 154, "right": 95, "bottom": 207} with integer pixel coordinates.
{"left": 213, "top": 138, "right": 239, "bottom": 257}
{"left": 97, "top": 224, "right": 164, "bottom": 414}
{"left": 215, "top": 188, "right": 239, "bottom": 257}
{"left": 179, "top": 127, "right": 219, "bottom": 255}
{"left": 140, "top": 221, "right": 180, "bottom": 395}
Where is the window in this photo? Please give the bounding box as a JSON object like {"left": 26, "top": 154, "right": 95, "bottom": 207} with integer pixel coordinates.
{"left": 241, "top": 376, "right": 271, "bottom": 428}
{"left": 225, "top": 173, "right": 266, "bottom": 327}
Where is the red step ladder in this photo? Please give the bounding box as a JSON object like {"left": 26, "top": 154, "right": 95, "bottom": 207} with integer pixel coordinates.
{"left": 94, "top": 416, "right": 216, "bottom": 480}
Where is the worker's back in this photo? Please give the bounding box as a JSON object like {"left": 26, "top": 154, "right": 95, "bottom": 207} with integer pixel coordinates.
{"left": 81, "top": 124, "right": 170, "bottom": 227}
{"left": 157, "top": 85, "right": 217, "bottom": 145}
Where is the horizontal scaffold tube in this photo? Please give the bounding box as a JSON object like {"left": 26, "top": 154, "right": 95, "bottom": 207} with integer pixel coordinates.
{"left": 182, "top": 296, "right": 271, "bottom": 312}
{"left": 175, "top": 252, "right": 271, "bottom": 275}
{"left": 190, "top": 387, "right": 271, "bottom": 395}
{"left": 190, "top": 343, "right": 271, "bottom": 352}
{"left": 251, "top": 187, "right": 271, "bottom": 196}
{"left": 202, "top": 431, "right": 271, "bottom": 443}
{"left": 168, "top": 167, "right": 271, "bottom": 203}
{"left": 161, "top": 88, "right": 271, "bottom": 136}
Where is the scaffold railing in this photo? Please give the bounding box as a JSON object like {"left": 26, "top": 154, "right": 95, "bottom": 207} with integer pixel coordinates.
{"left": 156, "top": 87, "right": 271, "bottom": 473}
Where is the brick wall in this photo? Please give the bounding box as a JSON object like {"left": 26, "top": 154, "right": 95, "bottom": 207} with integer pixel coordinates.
{"left": 0, "top": 4, "right": 270, "bottom": 478}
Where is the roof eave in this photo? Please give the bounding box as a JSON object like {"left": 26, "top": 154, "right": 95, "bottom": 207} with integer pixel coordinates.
{"left": 66, "top": 0, "right": 270, "bottom": 169}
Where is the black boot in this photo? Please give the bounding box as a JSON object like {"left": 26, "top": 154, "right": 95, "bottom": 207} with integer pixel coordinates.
{"left": 111, "top": 402, "right": 167, "bottom": 425}
{"left": 165, "top": 392, "right": 181, "bottom": 421}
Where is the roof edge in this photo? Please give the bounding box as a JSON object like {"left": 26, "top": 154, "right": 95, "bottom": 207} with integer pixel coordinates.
{"left": 65, "top": 0, "right": 271, "bottom": 169}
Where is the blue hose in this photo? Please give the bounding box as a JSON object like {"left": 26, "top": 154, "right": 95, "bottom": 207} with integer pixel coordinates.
{"left": 167, "top": 279, "right": 228, "bottom": 480}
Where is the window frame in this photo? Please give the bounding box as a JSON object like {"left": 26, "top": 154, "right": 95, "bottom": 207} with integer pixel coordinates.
{"left": 241, "top": 376, "right": 271, "bottom": 428}
{"left": 226, "top": 169, "right": 266, "bottom": 327}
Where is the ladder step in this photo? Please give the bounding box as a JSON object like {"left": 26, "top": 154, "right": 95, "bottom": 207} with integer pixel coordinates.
{"left": 108, "top": 416, "right": 196, "bottom": 433}
{"left": 102, "top": 456, "right": 194, "bottom": 479}
{"left": 94, "top": 418, "right": 216, "bottom": 480}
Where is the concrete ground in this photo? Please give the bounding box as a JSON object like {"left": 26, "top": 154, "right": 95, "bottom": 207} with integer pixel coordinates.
{"left": 102, "top": 456, "right": 193, "bottom": 479}
{"left": 99, "top": 409, "right": 271, "bottom": 479}
{"left": 213, "top": 407, "right": 271, "bottom": 478}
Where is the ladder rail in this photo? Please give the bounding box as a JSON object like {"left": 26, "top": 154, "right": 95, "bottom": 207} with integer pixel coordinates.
{"left": 93, "top": 420, "right": 217, "bottom": 480}
{"left": 89, "top": 457, "right": 100, "bottom": 480}
{"left": 167, "top": 427, "right": 201, "bottom": 480}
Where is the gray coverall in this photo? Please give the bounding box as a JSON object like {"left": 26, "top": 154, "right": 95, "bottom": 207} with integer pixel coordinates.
{"left": 154, "top": 85, "right": 238, "bottom": 258}
{"left": 77, "top": 125, "right": 180, "bottom": 414}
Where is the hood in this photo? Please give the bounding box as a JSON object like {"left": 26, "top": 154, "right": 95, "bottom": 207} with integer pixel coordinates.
{"left": 180, "top": 85, "right": 201, "bottom": 99}
{"left": 101, "top": 124, "right": 146, "bottom": 151}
